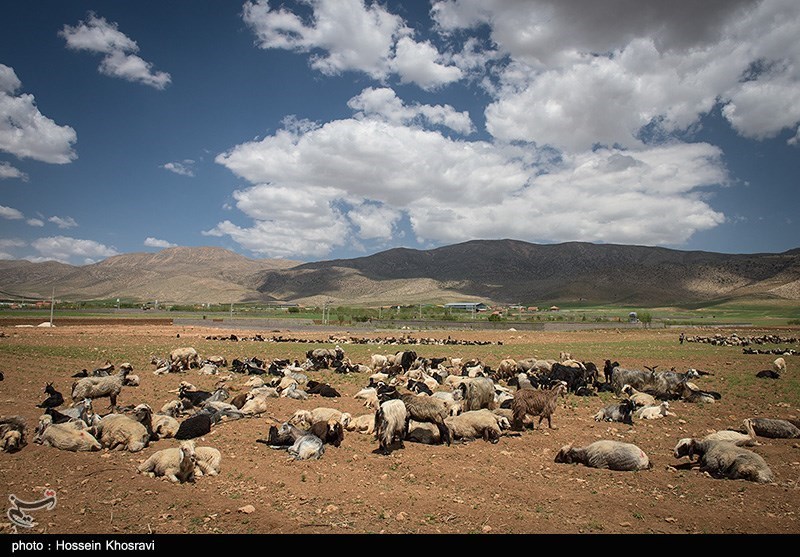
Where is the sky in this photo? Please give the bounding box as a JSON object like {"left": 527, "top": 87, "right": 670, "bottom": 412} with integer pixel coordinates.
{"left": 1, "top": 0, "right": 799, "bottom": 266}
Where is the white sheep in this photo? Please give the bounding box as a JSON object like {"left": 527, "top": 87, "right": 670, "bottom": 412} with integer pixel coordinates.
{"left": 33, "top": 415, "right": 101, "bottom": 452}
{"left": 244, "top": 376, "right": 265, "bottom": 388}
{"left": 71, "top": 369, "right": 130, "bottom": 408}
{"left": 633, "top": 401, "right": 675, "bottom": 420}
{"left": 137, "top": 440, "right": 197, "bottom": 483}
{"left": 290, "top": 407, "right": 351, "bottom": 429}
{"left": 773, "top": 357, "right": 787, "bottom": 374}
{"left": 621, "top": 384, "right": 656, "bottom": 408}
{"left": 445, "top": 409, "right": 504, "bottom": 443}
{"left": 345, "top": 414, "right": 375, "bottom": 435}
{"left": 555, "top": 440, "right": 651, "bottom": 471}
{"left": 354, "top": 387, "right": 380, "bottom": 410}
{"left": 240, "top": 393, "right": 271, "bottom": 416}
{"left": 194, "top": 446, "right": 222, "bottom": 477}
{"left": 702, "top": 419, "right": 760, "bottom": 446}
{"left": 93, "top": 413, "right": 150, "bottom": 452}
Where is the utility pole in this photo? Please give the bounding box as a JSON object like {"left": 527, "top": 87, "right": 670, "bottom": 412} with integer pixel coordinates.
{"left": 230, "top": 303, "right": 233, "bottom": 318}
{"left": 49, "top": 287, "right": 54, "bottom": 326}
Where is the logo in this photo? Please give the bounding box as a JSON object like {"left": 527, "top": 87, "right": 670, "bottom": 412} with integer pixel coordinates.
{"left": 7, "top": 489, "right": 57, "bottom": 530}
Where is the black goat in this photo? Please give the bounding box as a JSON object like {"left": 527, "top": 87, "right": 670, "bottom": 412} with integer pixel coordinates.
{"left": 174, "top": 413, "right": 213, "bottom": 440}
{"left": 37, "top": 383, "right": 64, "bottom": 409}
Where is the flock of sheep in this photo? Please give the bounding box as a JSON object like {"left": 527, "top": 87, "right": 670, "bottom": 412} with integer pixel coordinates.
{"left": 1, "top": 343, "right": 797, "bottom": 491}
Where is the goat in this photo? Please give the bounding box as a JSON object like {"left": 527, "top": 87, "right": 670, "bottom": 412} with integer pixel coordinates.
{"left": 375, "top": 399, "right": 408, "bottom": 455}
{"left": 37, "top": 383, "right": 64, "bottom": 409}
{"left": 511, "top": 381, "right": 568, "bottom": 431}
{"left": 400, "top": 393, "right": 452, "bottom": 446}
{"left": 593, "top": 399, "right": 635, "bottom": 425}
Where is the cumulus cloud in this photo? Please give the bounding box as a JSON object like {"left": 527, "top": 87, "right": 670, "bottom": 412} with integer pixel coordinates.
{"left": 27, "top": 218, "right": 44, "bottom": 227}
{"left": 433, "top": 0, "right": 800, "bottom": 149}
{"left": 347, "top": 87, "right": 474, "bottom": 134}
{"left": 0, "top": 205, "right": 24, "bottom": 220}
{"left": 161, "top": 160, "right": 195, "bottom": 177}
{"left": 0, "top": 161, "right": 28, "bottom": 181}
{"left": 60, "top": 13, "right": 171, "bottom": 89}
{"left": 0, "top": 64, "right": 77, "bottom": 164}
{"left": 30, "top": 236, "right": 119, "bottom": 265}
{"left": 214, "top": 91, "right": 727, "bottom": 258}
{"left": 144, "top": 237, "right": 177, "bottom": 248}
{"left": 48, "top": 215, "right": 78, "bottom": 229}
{"left": 242, "top": 0, "right": 461, "bottom": 88}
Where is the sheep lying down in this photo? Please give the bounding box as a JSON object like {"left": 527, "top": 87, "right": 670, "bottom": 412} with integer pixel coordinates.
{"left": 555, "top": 440, "right": 651, "bottom": 471}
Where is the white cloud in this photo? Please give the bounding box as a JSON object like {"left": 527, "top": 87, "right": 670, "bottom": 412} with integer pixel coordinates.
{"left": 0, "top": 205, "right": 24, "bottom": 220}
{"left": 391, "top": 36, "right": 463, "bottom": 89}
{"left": 433, "top": 0, "right": 800, "bottom": 149}
{"left": 0, "top": 238, "right": 25, "bottom": 249}
{"left": 347, "top": 87, "right": 474, "bottom": 134}
{"left": 30, "top": 236, "right": 119, "bottom": 265}
{"left": 48, "top": 215, "right": 78, "bottom": 229}
{"left": 0, "top": 161, "right": 28, "bottom": 181}
{"left": 144, "top": 237, "right": 177, "bottom": 248}
{"left": 162, "top": 160, "right": 195, "bottom": 177}
{"left": 60, "top": 13, "right": 171, "bottom": 89}
{"left": 215, "top": 102, "right": 727, "bottom": 258}
{"left": 27, "top": 218, "right": 44, "bottom": 227}
{"left": 242, "top": 0, "right": 461, "bottom": 89}
{"left": 0, "top": 64, "right": 77, "bottom": 164}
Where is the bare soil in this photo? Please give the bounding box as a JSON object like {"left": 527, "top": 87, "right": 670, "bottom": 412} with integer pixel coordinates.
{"left": 0, "top": 323, "right": 798, "bottom": 535}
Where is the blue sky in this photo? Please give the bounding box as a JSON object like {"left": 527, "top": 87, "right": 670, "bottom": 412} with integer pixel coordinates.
{"left": 1, "top": 0, "right": 799, "bottom": 265}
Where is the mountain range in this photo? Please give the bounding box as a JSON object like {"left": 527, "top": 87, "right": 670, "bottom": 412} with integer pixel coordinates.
{"left": 1, "top": 241, "right": 799, "bottom": 306}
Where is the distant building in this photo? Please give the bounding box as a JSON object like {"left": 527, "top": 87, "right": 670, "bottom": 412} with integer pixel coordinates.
{"left": 629, "top": 311, "right": 638, "bottom": 323}
{"left": 444, "top": 302, "right": 489, "bottom": 312}
{"left": 527, "top": 306, "right": 539, "bottom": 312}
{"left": 549, "top": 305, "right": 560, "bottom": 311}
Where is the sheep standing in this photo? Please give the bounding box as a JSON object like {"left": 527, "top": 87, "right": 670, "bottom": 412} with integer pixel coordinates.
{"left": 400, "top": 393, "right": 451, "bottom": 446}
{"left": 33, "top": 415, "right": 101, "bottom": 452}
{"left": 555, "top": 440, "right": 651, "bottom": 471}
{"left": 673, "top": 438, "right": 774, "bottom": 483}
{"left": 374, "top": 399, "right": 408, "bottom": 455}
{"left": 71, "top": 368, "right": 130, "bottom": 408}
{"left": 511, "top": 382, "right": 567, "bottom": 431}
{"left": 170, "top": 347, "right": 201, "bottom": 370}
{"left": 137, "top": 440, "right": 197, "bottom": 483}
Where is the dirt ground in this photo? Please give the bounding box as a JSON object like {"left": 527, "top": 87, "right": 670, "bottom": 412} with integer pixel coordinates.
{"left": 0, "top": 322, "right": 799, "bottom": 535}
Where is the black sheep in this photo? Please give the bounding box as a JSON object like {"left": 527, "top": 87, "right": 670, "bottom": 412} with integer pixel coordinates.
{"left": 174, "top": 413, "right": 213, "bottom": 440}
{"left": 37, "top": 383, "right": 64, "bottom": 409}
{"left": 307, "top": 383, "right": 340, "bottom": 398}
{"left": 310, "top": 419, "right": 344, "bottom": 447}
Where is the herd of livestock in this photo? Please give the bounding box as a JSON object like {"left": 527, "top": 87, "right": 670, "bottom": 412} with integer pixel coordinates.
{"left": 0, "top": 340, "right": 798, "bottom": 487}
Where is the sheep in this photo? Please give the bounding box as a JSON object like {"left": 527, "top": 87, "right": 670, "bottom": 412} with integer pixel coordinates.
{"left": 290, "top": 408, "right": 351, "bottom": 429}
{"left": 679, "top": 382, "right": 721, "bottom": 404}
{"left": 174, "top": 413, "right": 213, "bottom": 440}
{"left": 37, "top": 383, "right": 64, "bottom": 409}
{"left": 445, "top": 409, "right": 505, "bottom": 444}
{"left": 288, "top": 434, "right": 325, "bottom": 460}
{"left": 673, "top": 438, "right": 774, "bottom": 483}
{"left": 71, "top": 368, "right": 130, "bottom": 408}
{"left": 310, "top": 418, "right": 345, "bottom": 447}
{"left": 123, "top": 374, "right": 140, "bottom": 387}
{"left": 511, "top": 381, "right": 568, "bottom": 431}
{"left": 494, "top": 358, "right": 519, "bottom": 381}
{"left": 593, "top": 399, "right": 635, "bottom": 425}
{"left": 306, "top": 381, "right": 341, "bottom": 398}
{"left": 621, "top": 384, "right": 656, "bottom": 408}
{"left": 460, "top": 376, "right": 495, "bottom": 412}
{"left": 239, "top": 393, "right": 272, "bottom": 416}
{"left": 431, "top": 391, "right": 463, "bottom": 416}
{"left": 244, "top": 376, "right": 265, "bottom": 388}
{"left": 33, "top": 415, "right": 101, "bottom": 452}
{"left": 0, "top": 416, "right": 27, "bottom": 452}
{"left": 151, "top": 412, "right": 180, "bottom": 439}
{"left": 702, "top": 419, "right": 760, "bottom": 446}
{"left": 773, "top": 357, "right": 787, "bottom": 373}
{"left": 345, "top": 414, "right": 375, "bottom": 435}
{"left": 400, "top": 393, "right": 452, "bottom": 446}
{"left": 205, "top": 355, "right": 228, "bottom": 367}
{"left": 633, "top": 401, "right": 675, "bottom": 420}
{"left": 375, "top": 399, "right": 408, "bottom": 455}
{"left": 92, "top": 413, "right": 150, "bottom": 452}
{"left": 406, "top": 421, "right": 441, "bottom": 444}
{"left": 555, "top": 440, "right": 651, "bottom": 471}
{"left": 170, "top": 347, "right": 201, "bottom": 370}
{"left": 745, "top": 418, "right": 800, "bottom": 439}
{"left": 159, "top": 400, "right": 186, "bottom": 418}
{"left": 137, "top": 440, "right": 197, "bottom": 483}
{"left": 194, "top": 446, "right": 222, "bottom": 477}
